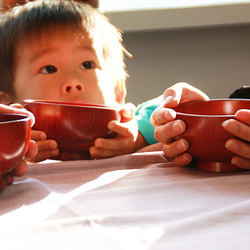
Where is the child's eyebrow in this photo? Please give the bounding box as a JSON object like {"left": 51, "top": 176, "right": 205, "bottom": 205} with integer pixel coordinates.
{"left": 77, "top": 44, "right": 96, "bottom": 53}
{"left": 29, "top": 47, "right": 56, "bottom": 63}
{"left": 29, "top": 44, "right": 95, "bottom": 63}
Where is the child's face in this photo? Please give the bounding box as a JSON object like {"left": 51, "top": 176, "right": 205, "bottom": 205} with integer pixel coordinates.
{"left": 13, "top": 30, "right": 121, "bottom": 106}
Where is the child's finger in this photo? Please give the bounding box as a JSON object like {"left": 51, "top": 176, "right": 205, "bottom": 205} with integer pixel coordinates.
{"left": 230, "top": 156, "right": 250, "bottom": 169}
{"left": 25, "top": 140, "right": 59, "bottom": 162}
{"left": 150, "top": 108, "right": 176, "bottom": 127}
{"left": 225, "top": 138, "right": 250, "bottom": 159}
{"left": 108, "top": 120, "right": 136, "bottom": 137}
{"left": 163, "top": 82, "right": 209, "bottom": 106}
{"left": 89, "top": 146, "right": 120, "bottom": 159}
{"left": 94, "top": 137, "right": 129, "bottom": 151}
{"left": 31, "top": 130, "right": 47, "bottom": 141}
{"left": 25, "top": 140, "right": 38, "bottom": 158}
{"left": 120, "top": 103, "right": 136, "bottom": 122}
{"left": 154, "top": 120, "right": 186, "bottom": 144}
{"left": 10, "top": 160, "right": 28, "bottom": 177}
{"left": 36, "top": 140, "right": 58, "bottom": 151}
{"left": 162, "top": 139, "right": 189, "bottom": 158}
{"left": 222, "top": 119, "right": 250, "bottom": 142}
{"left": 26, "top": 148, "right": 59, "bottom": 162}
{"left": 235, "top": 109, "right": 250, "bottom": 125}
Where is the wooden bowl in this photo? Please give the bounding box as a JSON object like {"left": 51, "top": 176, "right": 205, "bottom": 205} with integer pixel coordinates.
{"left": 23, "top": 100, "right": 120, "bottom": 160}
{"left": 0, "top": 113, "right": 31, "bottom": 175}
{"left": 174, "top": 99, "right": 250, "bottom": 172}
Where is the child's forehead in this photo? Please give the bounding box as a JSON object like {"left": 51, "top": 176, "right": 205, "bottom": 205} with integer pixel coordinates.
{"left": 15, "top": 27, "right": 105, "bottom": 63}
{"left": 23, "top": 27, "right": 88, "bottom": 44}
{"left": 17, "top": 27, "right": 101, "bottom": 51}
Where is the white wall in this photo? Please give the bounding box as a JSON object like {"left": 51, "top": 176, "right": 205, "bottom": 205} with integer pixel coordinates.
{"left": 123, "top": 24, "right": 250, "bottom": 105}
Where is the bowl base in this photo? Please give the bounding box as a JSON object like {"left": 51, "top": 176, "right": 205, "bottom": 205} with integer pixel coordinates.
{"left": 52, "top": 152, "right": 92, "bottom": 161}
{"left": 196, "top": 160, "right": 243, "bottom": 173}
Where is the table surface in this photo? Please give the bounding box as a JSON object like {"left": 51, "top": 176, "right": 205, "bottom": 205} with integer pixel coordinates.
{"left": 1, "top": 148, "right": 250, "bottom": 249}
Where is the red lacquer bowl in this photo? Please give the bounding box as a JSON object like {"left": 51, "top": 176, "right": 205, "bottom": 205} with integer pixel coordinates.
{"left": 174, "top": 99, "right": 250, "bottom": 172}
{"left": 0, "top": 113, "right": 31, "bottom": 175}
{"left": 23, "top": 100, "right": 120, "bottom": 160}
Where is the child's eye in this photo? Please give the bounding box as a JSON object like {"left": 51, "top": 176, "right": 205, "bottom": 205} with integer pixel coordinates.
{"left": 80, "top": 61, "right": 94, "bottom": 69}
{"left": 40, "top": 65, "right": 57, "bottom": 74}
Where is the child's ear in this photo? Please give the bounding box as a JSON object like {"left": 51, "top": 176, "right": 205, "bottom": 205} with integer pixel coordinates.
{"left": 0, "top": 91, "right": 12, "bottom": 105}
{"left": 115, "top": 80, "right": 126, "bottom": 105}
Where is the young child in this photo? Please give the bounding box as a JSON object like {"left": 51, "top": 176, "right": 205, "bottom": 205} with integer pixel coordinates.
{"left": 0, "top": 104, "right": 37, "bottom": 188}
{"left": 150, "top": 82, "right": 250, "bottom": 169}
{"left": 0, "top": 0, "right": 147, "bottom": 162}
{"left": 2, "top": 1, "right": 247, "bottom": 166}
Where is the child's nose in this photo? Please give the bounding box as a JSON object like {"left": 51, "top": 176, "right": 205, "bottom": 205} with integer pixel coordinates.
{"left": 62, "top": 81, "right": 84, "bottom": 94}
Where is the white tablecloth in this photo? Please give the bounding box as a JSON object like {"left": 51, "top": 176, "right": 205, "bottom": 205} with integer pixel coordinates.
{"left": 1, "top": 149, "right": 250, "bottom": 249}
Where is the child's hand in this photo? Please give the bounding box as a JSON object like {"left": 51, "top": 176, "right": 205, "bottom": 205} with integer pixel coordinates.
{"left": 9, "top": 103, "right": 59, "bottom": 162}
{"left": 151, "top": 106, "right": 191, "bottom": 166}
{"left": 25, "top": 129, "right": 59, "bottom": 162}
{"left": 151, "top": 82, "right": 209, "bottom": 166}
{"left": 89, "top": 103, "right": 147, "bottom": 158}
{"left": 222, "top": 109, "right": 250, "bottom": 169}
{"left": 0, "top": 139, "right": 38, "bottom": 188}
{"left": 0, "top": 103, "right": 38, "bottom": 188}
{"left": 89, "top": 119, "right": 139, "bottom": 158}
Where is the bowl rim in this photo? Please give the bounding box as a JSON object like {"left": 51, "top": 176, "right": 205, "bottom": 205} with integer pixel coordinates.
{"left": 0, "top": 113, "right": 31, "bottom": 124}
{"left": 175, "top": 98, "right": 250, "bottom": 118}
{"left": 176, "top": 113, "right": 236, "bottom": 118}
{"left": 23, "top": 99, "right": 120, "bottom": 111}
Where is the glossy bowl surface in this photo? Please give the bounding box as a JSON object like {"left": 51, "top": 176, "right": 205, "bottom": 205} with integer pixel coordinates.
{"left": 23, "top": 100, "right": 120, "bottom": 160}
{"left": 0, "top": 113, "right": 31, "bottom": 174}
{"left": 174, "top": 99, "right": 250, "bottom": 172}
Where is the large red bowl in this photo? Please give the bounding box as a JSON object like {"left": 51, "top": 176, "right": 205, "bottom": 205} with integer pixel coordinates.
{"left": 0, "top": 113, "right": 31, "bottom": 175}
{"left": 23, "top": 100, "right": 120, "bottom": 160}
{"left": 174, "top": 99, "right": 250, "bottom": 172}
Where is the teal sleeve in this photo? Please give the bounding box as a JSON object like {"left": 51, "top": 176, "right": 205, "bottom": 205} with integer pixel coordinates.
{"left": 135, "top": 95, "right": 163, "bottom": 145}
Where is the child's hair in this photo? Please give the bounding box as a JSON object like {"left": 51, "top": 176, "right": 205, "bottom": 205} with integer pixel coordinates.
{"left": 1, "top": 0, "right": 98, "bottom": 10}
{"left": 0, "top": 0, "right": 128, "bottom": 102}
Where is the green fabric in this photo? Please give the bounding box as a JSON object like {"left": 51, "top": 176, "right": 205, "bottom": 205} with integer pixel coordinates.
{"left": 135, "top": 95, "right": 162, "bottom": 145}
